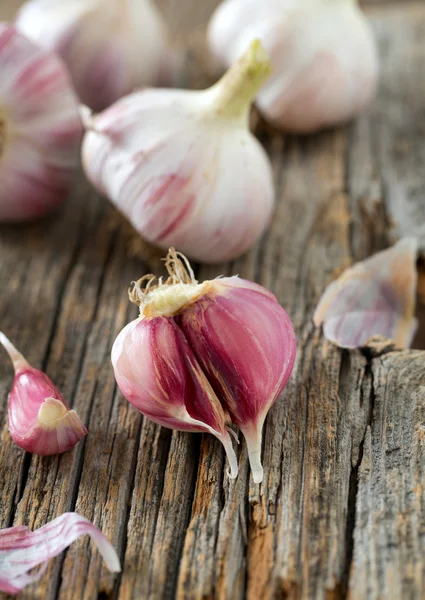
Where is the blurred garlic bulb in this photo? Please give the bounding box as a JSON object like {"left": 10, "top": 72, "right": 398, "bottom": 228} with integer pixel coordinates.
{"left": 16, "top": 0, "right": 171, "bottom": 112}
{"left": 208, "top": 0, "right": 379, "bottom": 133}
{"left": 82, "top": 40, "right": 275, "bottom": 263}
{"left": 0, "top": 24, "right": 81, "bottom": 222}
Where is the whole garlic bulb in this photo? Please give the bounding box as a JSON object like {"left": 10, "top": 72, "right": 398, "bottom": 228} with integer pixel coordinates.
{"left": 16, "top": 0, "right": 170, "bottom": 112}
{"left": 0, "top": 24, "right": 82, "bottom": 222}
{"left": 208, "top": 0, "right": 379, "bottom": 133}
{"left": 82, "top": 41, "right": 275, "bottom": 263}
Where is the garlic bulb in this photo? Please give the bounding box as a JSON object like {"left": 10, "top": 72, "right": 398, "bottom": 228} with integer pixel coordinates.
{"left": 208, "top": 0, "right": 379, "bottom": 133}
{"left": 16, "top": 0, "right": 171, "bottom": 112}
{"left": 0, "top": 24, "right": 82, "bottom": 222}
{"left": 112, "top": 249, "right": 296, "bottom": 483}
{"left": 82, "top": 40, "right": 275, "bottom": 263}
{"left": 0, "top": 333, "right": 87, "bottom": 455}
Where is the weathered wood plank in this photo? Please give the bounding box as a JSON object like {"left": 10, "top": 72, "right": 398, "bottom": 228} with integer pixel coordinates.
{"left": 349, "top": 349, "right": 425, "bottom": 599}
{"left": 0, "top": 2, "right": 423, "bottom": 600}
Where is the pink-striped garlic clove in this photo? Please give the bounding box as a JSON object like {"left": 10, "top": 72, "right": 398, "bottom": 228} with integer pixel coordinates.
{"left": 113, "top": 249, "right": 296, "bottom": 483}
{"left": 112, "top": 315, "right": 238, "bottom": 478}
{"left": 82, "top": 40, "right": 275, "bottom": 263}
{"left": 0, "top": 24, "right": 82, "bottom": 222}
{"left": 0, "top": 333, "right": 87, "bottom": 455}
{"left": 178, "top": 277, "right": 296, "bottom": 484}
{"left": 16, "top": 0, "right": 172, "bottom": 112}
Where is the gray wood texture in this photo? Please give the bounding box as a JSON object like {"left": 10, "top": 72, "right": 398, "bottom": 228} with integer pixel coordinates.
{"left": 0, "top": 1, "right": 424, "bottom": 599}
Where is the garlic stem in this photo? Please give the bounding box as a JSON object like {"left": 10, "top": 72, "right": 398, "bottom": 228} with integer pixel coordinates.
{"left": 208, "top": 39, "right": 272, "bottom": 121}
{"left": 0, "top": 332, "right": 29, "bottom": 372}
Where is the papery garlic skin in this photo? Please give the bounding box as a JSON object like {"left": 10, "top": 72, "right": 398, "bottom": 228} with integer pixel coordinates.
{"left": 313, "top": 238, "right": 418, "bottom": 349}
{"left": 112, "top": 315, "right": 239, "bottom": 478}
{"left": 16, "top": 0, "right": 170, "bottom": 112}
{"left": 0, "top": 333, "right": 87, "bottom": 455}
{"left": 82, "top": 41, "right": 275, "bottom": 263}
{"left": 0, "top": 512, "right": 120, "bottom": 594}
{"left": 178, "top": 277, "right": 296, "bottom": 483}
{"left": 208, "top": 0, "right": 379, "bottom": 133}
{"left": 113, "top": 249, "right": 296, "bottom": 483}
{"left": 0, "top": 25, "right": 81, "bottom": 222}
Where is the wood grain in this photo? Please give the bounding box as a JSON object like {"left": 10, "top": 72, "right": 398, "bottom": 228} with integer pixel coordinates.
{"left": 0, "top": 1, "right": 424, "bottom": 600}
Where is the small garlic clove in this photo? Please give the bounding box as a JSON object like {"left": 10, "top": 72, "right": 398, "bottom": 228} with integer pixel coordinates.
{"left": 111, "top": 316, "right": 239, "bottom": 478}
{"left": 16, "top": 0, "right": 172, "bottom": 112}
{"left": 0, "top": 512, "right": 120, "bottom": 594}
{"left": 208, "top": 0, "right": 379, "bottom": 133}
{"left": 0, "top": 24, "right": 82, "bottom": 222}
{"left": 178, "top": 277, "right": 296, "bottom": 484}
{"left": 0, "top": 333, "right": 87, "bottom": 455}
{"left": 82, "top": 40, "right": 275, "bottom": 263}
{"left": 313, "top": 238, "right": 419, "bottom": 349}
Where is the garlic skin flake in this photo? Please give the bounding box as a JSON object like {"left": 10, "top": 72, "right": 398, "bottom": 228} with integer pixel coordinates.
{"left": 0, "top": 513, "right": 120, "bottom": 595}
{"left": 82, "top": 40, "right": 275, "bottom": 263}
{"left": 208, "top": 0, "right": 379, "bottom": 133}
{"left": 16, "top": 0, "right": 170, "bottom": 112}
{"left": 112, "top": 249, "right": 296, "bottom": 483}
{"left": 0, "top": 24, "right": 82, "bottom": 222}
{"left": 0, "top": 333, "right": 87, "bottom": 455}
{"left": 313, "top": 238, "right": 418, "bottom": 349}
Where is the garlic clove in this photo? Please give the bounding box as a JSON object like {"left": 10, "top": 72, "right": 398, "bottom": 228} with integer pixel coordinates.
{"left": 0, "top": 333, "right": 88, "bottom": 455}
{"left": 111, "top": 316, "right": 239, "bottom": 478}
{"left": 178, "top": 277, "right": 297, "bottom": 484}
{"left": 16, "top": 0, "right": 172, "bottom": 112}
{"left": 0, "top": 512, "right": 120, "bottom": 594}
{"left": 208, "top": 0, "right": 379, "bottom": 133}
{"left": 82, "top": 40, "right": 275, "bottom": 263}
{"left": 313, "top": 238, "right": 419, "bottom": 349}
{"left": 0, "top": 24, "right": 82, "bottom": 222}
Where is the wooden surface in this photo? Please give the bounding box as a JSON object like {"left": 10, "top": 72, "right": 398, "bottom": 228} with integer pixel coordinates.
{"left": 0, "top": 1, "right": 424, "bottom": 599}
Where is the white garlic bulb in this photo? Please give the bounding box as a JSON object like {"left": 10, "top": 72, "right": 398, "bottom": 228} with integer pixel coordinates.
{"left": 0, "top": 24, "right": 82, "bottom": 222}
{"left": 208, "top": 0, "right": 379, "bottom": 133}
{"left": 16, "top": 0, "right": 170, "bottom": 112}
{"left": 82, "top": 41, "right": 275, "bottom": 264}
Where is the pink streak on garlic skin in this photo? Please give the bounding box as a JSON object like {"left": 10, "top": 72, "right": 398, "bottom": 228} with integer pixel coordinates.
{"left": 0, "top": 24, "right": 82, "bottom": 222}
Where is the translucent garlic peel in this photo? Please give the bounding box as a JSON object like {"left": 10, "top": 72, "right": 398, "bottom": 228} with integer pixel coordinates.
{"left": 0, "top": 24, "right": 82, "bottom": 222}
{"left": 112, "top": 249, "right": 296, "bottom": 482}
{"left": 313, "top": 238, "right": 418, "bottom": 349}
{"left": 208, "top": 0, "right": 379, "bottom": 133}
{"left": 16, "top": 0, "right": 170, "bottom": 111}
{"left": 0, "top": 512, "right": 120, "bottom": 594}
{"left": 0, "top": 333, "right": 87, "bottom": 455}
{"left": 82, "top": 41, "right": 275, "bottom": 263}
